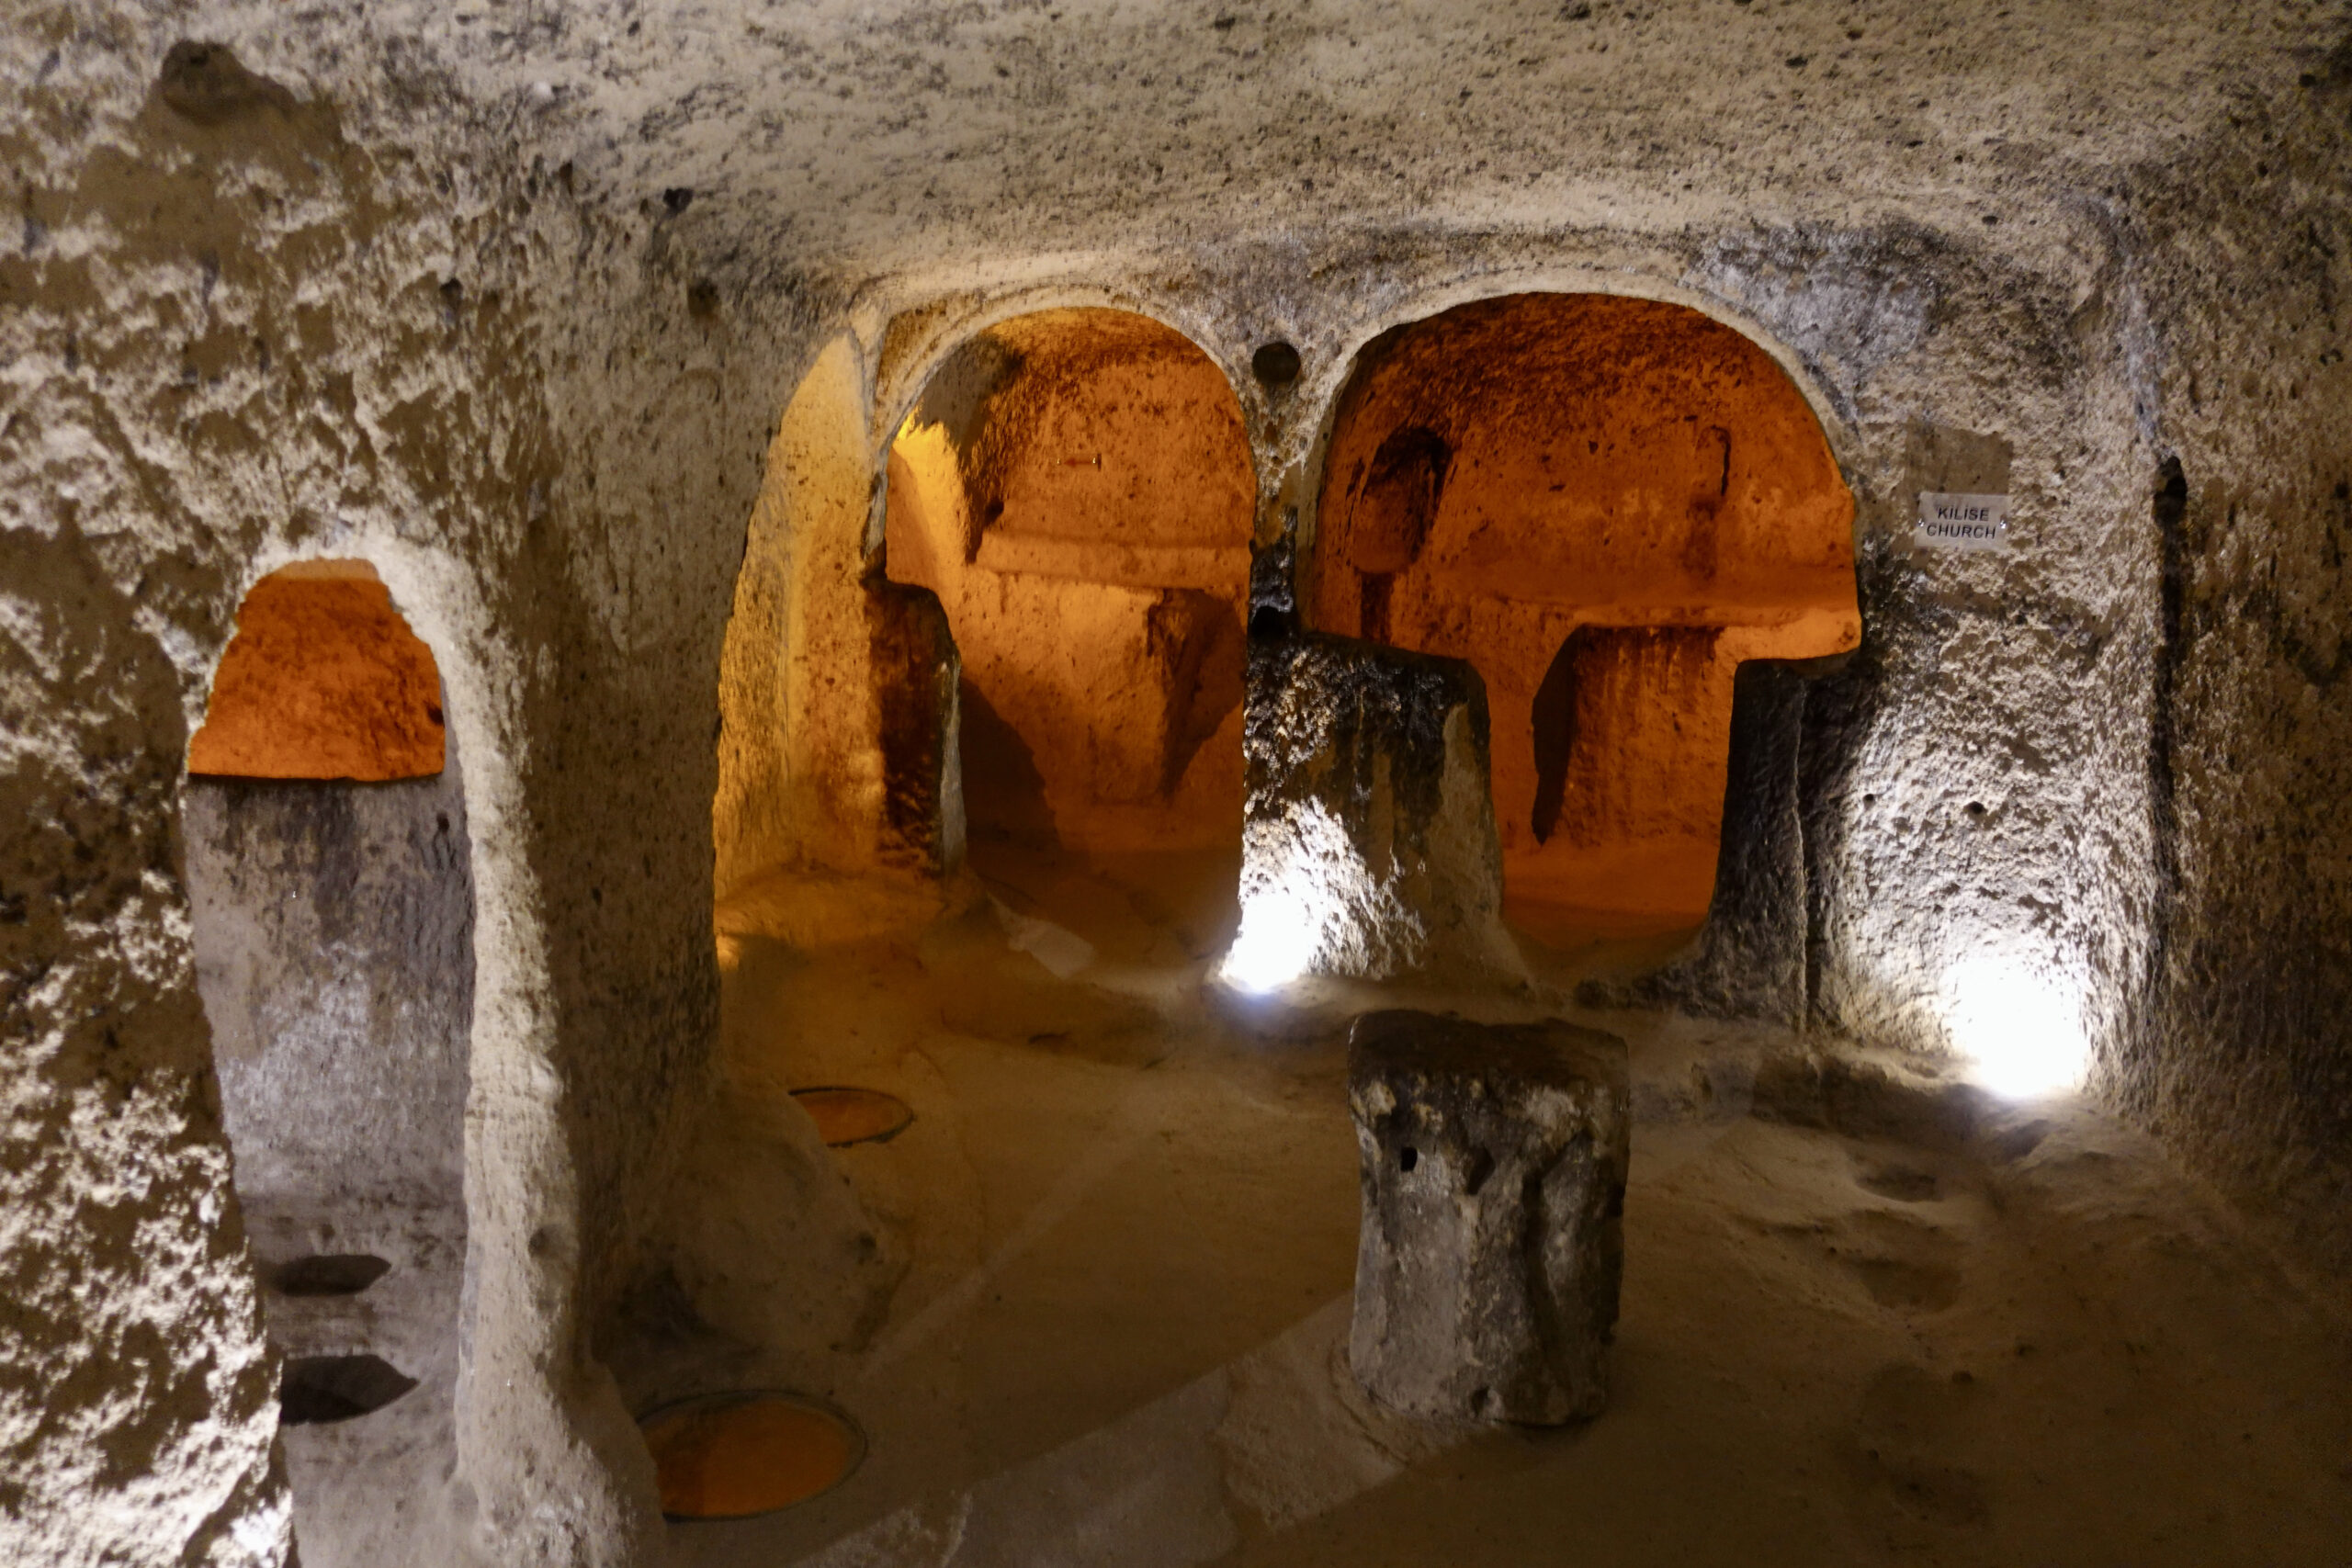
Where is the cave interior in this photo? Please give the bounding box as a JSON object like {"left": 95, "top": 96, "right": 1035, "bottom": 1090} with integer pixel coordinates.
{"left": 8, "top": 8, "right": 2352, "bottom": 1568}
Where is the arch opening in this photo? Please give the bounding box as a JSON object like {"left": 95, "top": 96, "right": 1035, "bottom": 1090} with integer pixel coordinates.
{"left": 181, "top": 559, "right": 472, "bottom": 1561}
{"left": 885, "top": 307, "right": 1256, "bottom": 911}
{"left": 188, "top": 558, "right": 446, "bottom": 781}
{"left": 1309, "top": 293, "right": 1860, "bottom": 946}
{"left": 660, "top": 318, "right": 1278, "bottom": 1521}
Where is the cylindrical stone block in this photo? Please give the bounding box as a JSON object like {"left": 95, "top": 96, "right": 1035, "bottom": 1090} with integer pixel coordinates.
{"left": 1347, "top": 1010, "right": 1631, "bottom": 1424}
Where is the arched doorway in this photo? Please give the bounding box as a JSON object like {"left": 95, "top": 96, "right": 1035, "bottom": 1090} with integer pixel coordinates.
{"left": 885, "top": 308, "right": 1257, "bottom": 931}
{"left": 181, "top": 558, "right": 472, "bottom": 1564}
{"left": 1309, "top": 294, "right": 1859, "bottom": 945}
{"left": 652, "top": 319, "right": 1302, "bottom": 1541}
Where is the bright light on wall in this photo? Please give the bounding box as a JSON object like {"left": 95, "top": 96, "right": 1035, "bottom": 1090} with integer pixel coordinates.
{"left": 1221, "top": 802, "right": 1368, "bottom": 995}
{"left": 1220, "top": 883, "right": 1322, "bottom": 995}
{"left": 1221, "top": 797, "right": 1430, "bottom": 996}
{"left": 1940, "top": 953, "right": 2088, "bottom": 1099}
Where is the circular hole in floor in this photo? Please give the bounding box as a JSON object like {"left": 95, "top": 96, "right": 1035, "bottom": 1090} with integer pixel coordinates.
{"left": 641, "top": 1392, "right": 865, "bottom": 1521}
{"left": 279, "top": 1354, "right": 418, "bottom": 1425}
{"left": 790, "top": 1087, "right": 915, "bottom": 1147}
{"left": 274, "top": 1254, "right": 391, "bottom": 1297}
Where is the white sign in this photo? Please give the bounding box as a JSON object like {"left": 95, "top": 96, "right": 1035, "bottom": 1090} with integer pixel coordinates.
{"left": 1915, "top": 491, "right": 2011, "bottom": 552}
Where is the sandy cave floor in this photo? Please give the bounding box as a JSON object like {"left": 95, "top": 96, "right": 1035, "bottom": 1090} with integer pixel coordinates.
{"left": 669, "top": 844, "right": 2352, "bottom": 1567}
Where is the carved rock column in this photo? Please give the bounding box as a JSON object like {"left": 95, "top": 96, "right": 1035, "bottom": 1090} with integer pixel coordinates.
{"left": 1347, "top": 1010, "right": 1632, "bottom": 1424}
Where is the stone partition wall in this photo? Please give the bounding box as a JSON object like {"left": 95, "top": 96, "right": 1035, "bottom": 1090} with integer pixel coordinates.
{"left": 1602, "top": 658, "right": 1818, "bottom": 1029}
{"left": 2119, "top": 62, "right": 2352, "bottom": 1271}
{"left": 2, "top": 18, "right": 810, "bottom": 1566}
{"left": 715, "top": 337, "right": 892, "bottom": 897}
{"left": 184, "top": 729, "right": 472, "bottom": 1566}
{"left": 1783, "top": 250, "right": 2167, "bottom": 1110}
{"left": 1231, "top": 634, "right": 1517, "bottom": 986}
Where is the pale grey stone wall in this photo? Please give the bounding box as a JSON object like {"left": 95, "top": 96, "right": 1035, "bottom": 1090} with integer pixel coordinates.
{"left": 186, "top": 758, "right": 472, "bottom": 1217}
{"left": 182, "top": 724, "right": 472, "bottom": 1567}
{"left": 2117, "top": 52, "right": 2352, "bottom": 1274}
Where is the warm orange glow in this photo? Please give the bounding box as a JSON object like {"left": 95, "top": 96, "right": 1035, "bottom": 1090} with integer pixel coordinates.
{"left": 641, "top": 1393, "right": 862, "bottom": 1520}
{"left": 1312, "top": 295, "right": 1859, "bottom": 941}
{"left": 790, "top": 1087, "right": 914, "bottom": 1147}
{"left": 188, "top": 560, "right": 446, "bottom": 782}
{"left": 886, "top": 310, "right": 1255, "bottom": 857}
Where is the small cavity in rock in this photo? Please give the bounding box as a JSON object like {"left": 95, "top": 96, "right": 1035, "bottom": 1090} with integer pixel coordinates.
{"left": 1251, "top": 342, "right": 1302, "bottom": 387}
{"left": 273, "top": 1254, "right": 391, "bottom": 1297}
{"left": 279, "top": 1355, "right": 418, "bottom": 1425}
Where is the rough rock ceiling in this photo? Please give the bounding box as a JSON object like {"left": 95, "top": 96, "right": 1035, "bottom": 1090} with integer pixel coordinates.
{"left": 31, "top": 1, "right": 2337, "bottom": 288}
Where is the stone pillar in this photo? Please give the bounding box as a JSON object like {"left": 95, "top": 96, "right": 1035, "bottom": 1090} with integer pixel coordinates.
{"left": 1236, "top": 634, "right": 1517, "bottom": 983}
{"left": 1347, "top": 1010, "right": 1632, "bottom": 1424}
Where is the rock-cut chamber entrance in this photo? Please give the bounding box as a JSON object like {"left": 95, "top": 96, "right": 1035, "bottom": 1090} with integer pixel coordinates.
{"left": 1310, "top": 293, "right": 1860, "bottom": 945}
{"left": 180, "top": 559, "right": 473, "bottom": 1568}
{"left": 885, "top": 308, "right": 1255, "bottom": 933}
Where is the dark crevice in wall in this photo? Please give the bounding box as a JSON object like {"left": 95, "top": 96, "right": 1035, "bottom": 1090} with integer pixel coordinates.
{"left": 864, "top": 577, "right": 963, "bottom": 874}
{"left": 2143, "top": 456, "right": 2188, "bottom": 1027}
{"left": 277, "top": 1354, "right": 418, "bottom": 1426}
{"left": 273, "top": 1255, "right": 391, "bottom": 1297}
{"left": 1529, "top": 631, "right": 1581, "bottom": 847}
{"left": 1790, "top": 682, "right": 1815, "bottom": 1031}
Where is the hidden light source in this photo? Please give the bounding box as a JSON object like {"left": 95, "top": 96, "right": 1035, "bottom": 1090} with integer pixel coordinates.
{"left": 640, "top": 1392, "right": 863, "bottom": 1519}
{"left": 1220, "top": 883, "right": 1321, "bottom": 995}
{"left": 1941, "top": 953, "right": 2089, "bottom": 1099}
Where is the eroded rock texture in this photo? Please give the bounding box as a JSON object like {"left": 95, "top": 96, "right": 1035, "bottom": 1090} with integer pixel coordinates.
{"left": 4, "top": 3, "right": 2350, "bottom": 1563}
{"left": 1348, "top": 1010, "right": 1632, "bottom": 1425}
{"left": 184, "top": 698, "right": 473, "bottom": 1568}
{"left": 4, "top": 24, "right": 780, "bottom": 1566}
{"left": 1238, "top": 636, "right": 1515, "bottom": 982}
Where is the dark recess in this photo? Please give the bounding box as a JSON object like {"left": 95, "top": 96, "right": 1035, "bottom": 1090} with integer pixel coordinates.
{"left": 1251, "top": 342, "right": 1302, "bottom": 388}
{"left": 1530, "top": 631, "right": 1583, "bottom": 844}
{"left": 279, "top": 1355, "right": 419, "bottom": 1425}
{"left": 2144, "top": 457, "right": 2189, "bottom": 1011}
{"left": 156, "top": 41, "right": 295, "bottom": 123}
{"left": 273, "top": 1255, "right": 391, "bottom": 1298}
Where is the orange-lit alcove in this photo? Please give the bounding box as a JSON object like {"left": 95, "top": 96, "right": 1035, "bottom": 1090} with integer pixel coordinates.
{"left": 189, "top": 558, "right": 446, "bottom": 780}
{"left": 884, "top": 309, "right": 1256, "bottom": 874}
{"left": 180, "top": 557, "right": 472, "bottom": 1546}
{"left": 1309, "top": 294, "right": 1859, "bottom": 944}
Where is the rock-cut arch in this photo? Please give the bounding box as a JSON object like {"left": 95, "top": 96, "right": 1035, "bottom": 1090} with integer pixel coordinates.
{"left": 1310, "top": 293, "right": 1860, "bottom": 944}
{"left": 180, "top": 558, "right": 473, "bottom": 1560}
{"left": 885, "top": 307, "right": 1257, "bottom": 863}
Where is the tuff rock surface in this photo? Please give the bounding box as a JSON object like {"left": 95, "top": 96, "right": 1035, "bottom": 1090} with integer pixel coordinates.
{"left": 1347, "top": 1010, "right": 1632, "bottom": 1425}
{"left": 1237, "top": 635, "right": 1517, "bottom": 984}
{"left": 3, "top": 4, "right": 2349, "bottom": 1563}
